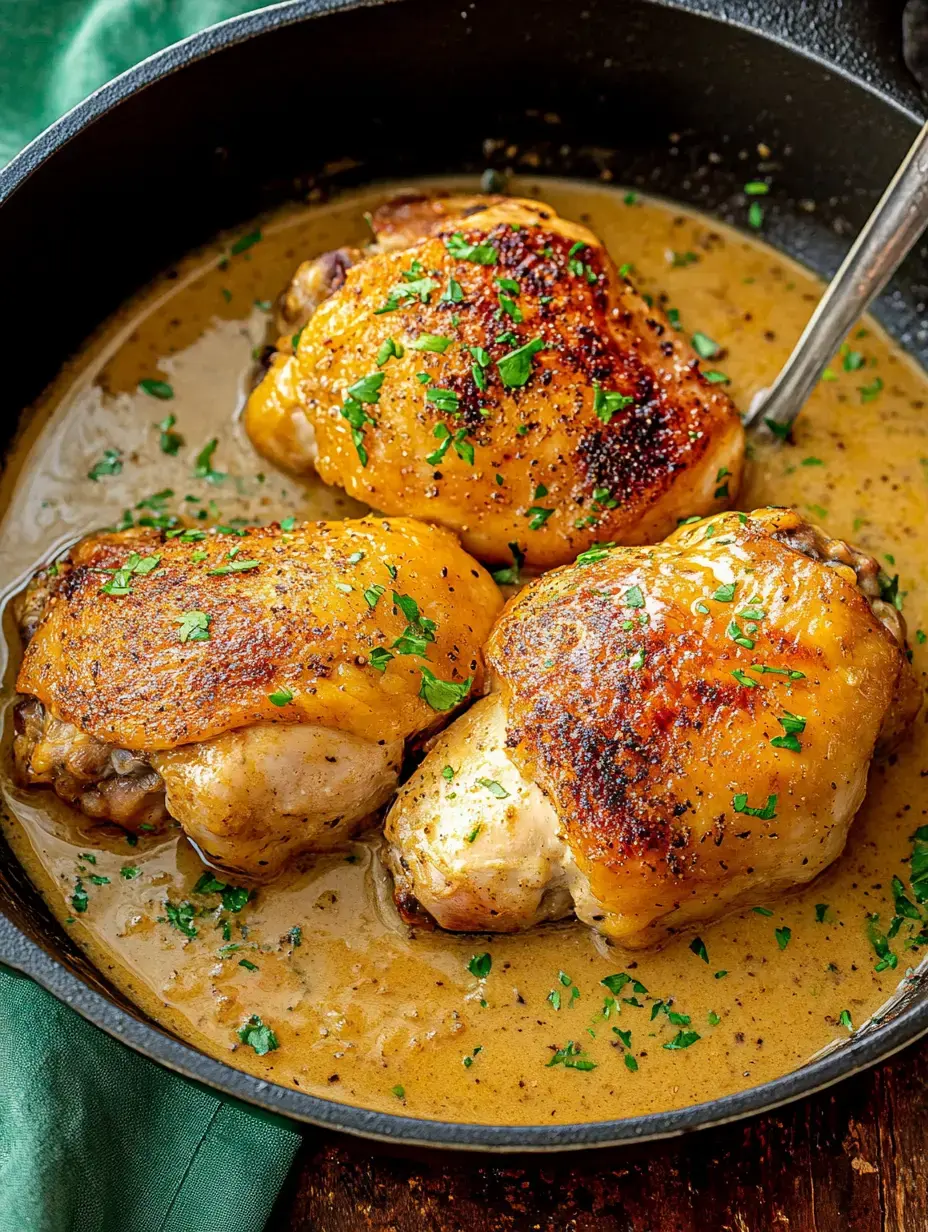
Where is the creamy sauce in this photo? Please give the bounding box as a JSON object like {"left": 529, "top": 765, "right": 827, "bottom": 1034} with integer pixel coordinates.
{"left": 2, "top": 178, "right": 927, "bottom": 1126}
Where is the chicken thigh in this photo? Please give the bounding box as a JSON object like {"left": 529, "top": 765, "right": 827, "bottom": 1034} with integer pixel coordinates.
{"left": 385, "top": 508, "right": 921, "bottom": 946}
{"left": 14, "top": 516, "right": 502, "bottom": 877}
{"left": 245, "top": 194, "right": 745, "bottom": 570}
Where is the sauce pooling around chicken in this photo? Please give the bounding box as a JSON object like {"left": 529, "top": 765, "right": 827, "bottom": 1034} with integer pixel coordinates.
{"left": 1, "top": 178, "right": 927, "bottom": 1127}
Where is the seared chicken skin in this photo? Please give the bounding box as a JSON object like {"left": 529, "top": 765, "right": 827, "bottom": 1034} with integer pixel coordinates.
{"left": 385, "top": 508, "right": 921, "bottom": 946}
{"left": 245, "top": 194, "right": 745, "bottom": 570}
{"left": 14, "top": 517, "right": 502, "bottom": 876}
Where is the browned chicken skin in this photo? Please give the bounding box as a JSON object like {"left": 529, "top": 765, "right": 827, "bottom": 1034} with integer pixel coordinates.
{"left": 245, "top": 194, "right": 745, "bottom": 569}
{"left": 14, "top": 517, "right": 502, "bottom": 876}
{"left": 385, "top": 509, "right": 921, "bottom": 946}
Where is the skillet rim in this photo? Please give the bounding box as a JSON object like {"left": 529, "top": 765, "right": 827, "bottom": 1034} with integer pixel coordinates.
{"left": 0, "top": 0, "right": 927, "bottom": 1152}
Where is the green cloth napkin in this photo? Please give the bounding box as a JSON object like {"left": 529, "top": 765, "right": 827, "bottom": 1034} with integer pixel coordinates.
{"left": 1, "top": 3, "right": 303, "bottom": 1229}
{"left": 0, "top": 0, "right": 267, "bottom": 166}
{"left": 0, "top": 965, "right": 301, "bottom": 1232}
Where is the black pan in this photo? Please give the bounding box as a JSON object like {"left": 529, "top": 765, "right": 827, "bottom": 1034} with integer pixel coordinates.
{"left": 1, "top": 0, "right": 926, "bottom": 1150}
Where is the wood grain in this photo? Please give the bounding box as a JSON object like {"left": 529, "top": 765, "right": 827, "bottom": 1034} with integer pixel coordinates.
{"left": 275, "top": 1035, "right": 928, "bottom": 1231}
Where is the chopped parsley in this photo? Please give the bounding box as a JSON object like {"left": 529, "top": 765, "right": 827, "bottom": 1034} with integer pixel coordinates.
{"left": 526, "top": 506, "right": 554, "bottom": 531}
{"left": 859, "top": 376, "right": 884, "bottom": 403}
{"left": 376, "top": 337, "right": 405, "bottom": 366}
{"left": 775, "top": 926, "right": 792, "bottom": 950}
{"left": 139, "top": 378, "right": 174, "bottom": 400}
{"left": 662, "top": 1030, "right": 700, "bottom": 1050}
{"left": 207, "top": 558, "right": 260, "bottom": 576}
{"left": 425, "top": 386, "right": 460, "bottom": 413}
{"left": 99, "top": 551, "right": 161, "bottom": 596}
{"left": 575, "top": 543, "right": 616, "bottom": 567}
{"left": 764, "top": 417, "right": 791, "bottom": 440}
{"left": 237, "top": 1014, "right": 279, "bottom": 1055}
{"left": 341, "top": 394, "right": 377, "bottom": 466}
{"left": 732, "top": 792, "right": 778, "bottom": 820}
{"left": 445, "top": 233, "right": 498, "bottom": 264}
{"left": 468, "top": 952, "right": 492, "bottom": 979}
{"left": 499, "top": 293, "right": 522, "bottom": 322}
{"left": 87, "top": 448, "right": 123, "bottom": 481}
{"left": 268, "top": 686, "right": 294, "bottom": 706}
{"left": 593, "top": 384, "right": 634, "bottom": 424}
{"left": 364, "top": 583, "right": 386, "bottom": 610}
{"left": 491, "top": 541, "right": 524, "bottom": 586}
{"left": 193, "top": 873, "right": 251, "bottom": 913}
{"left": 175, "top": 610, "right": 211, "bottom": 643}
{"left": 867, "top": 914, "right": 898, "bottom": 972}
{"left": 390, "top": 592, "right": 436, "bottom": 657}
{"left": 726, "top": 620, "right": 755, "bottom": 650}
{"left": 771, "top": 711, "right": 806, "bottom": 753}
{"left": 162, "top": 899, "right": 197, "bottom": 938}
{"left": 193, "top": 438, "right": 227, "bottom": 484}
{"left": 418, "top": 667, "right": 472, "bottom": 712}
{"left": 368, "top": 647, "right": 394, "bottom": 672}
{"left": 689, "top": 936, "right": 709, "bottom": 963}
{"left": 691, "top": 332, "right": 720, "bottom": 360}
{"left": 157, "top": 413, "right": 184, "bottom": 455}
{"left": 478, "top": 778, "right": 509, "bottom": 799}
{"left": 600, "top": 973, "right": 648, "bottom": 996}
{"left": 412, "top": 333, "right": 453, "bottom": 354}
{"left": 497, "top": 337, "right": 545, "bottom": 388}
{"left": 71, "top": 878, "right": 89, "bottom": 914}
{"left": 375, "top": 277, "right": 439, "bottom": 313}
{"left": 347, "top": 372, "right": 385, "bottom": 403}
{"left": 547, "top": 1040, "right": 596, "bottom": 1071}
{"left": 230, "top": 229, "right": 262, "bottom": 255}
{"left": 442, "top": 276, "right": 464, "bottom": 303}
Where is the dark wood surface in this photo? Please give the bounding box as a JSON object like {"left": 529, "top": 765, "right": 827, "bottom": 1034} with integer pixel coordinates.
{"left": 274, "top": 1034, "right": 928, "bottom": 1231}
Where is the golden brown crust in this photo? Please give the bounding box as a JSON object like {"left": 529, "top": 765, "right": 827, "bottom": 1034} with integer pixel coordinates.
{"left": 487, "top": 508, "right": 919, "bottom": 917}
{"left": 245, "top": 196, "right": 744, "bottom": 568}
{"left": 16, "top": 517, "right": 502, "bottom": 751}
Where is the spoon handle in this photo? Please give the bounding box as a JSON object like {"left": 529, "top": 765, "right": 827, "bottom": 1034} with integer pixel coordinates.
{"left": 743, "top": 118, "right": 928, "bottom": 432}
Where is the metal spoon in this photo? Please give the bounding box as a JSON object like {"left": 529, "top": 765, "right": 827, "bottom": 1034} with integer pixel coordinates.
{"left": 743, "top": 118, "right": 928, "bottom": 435}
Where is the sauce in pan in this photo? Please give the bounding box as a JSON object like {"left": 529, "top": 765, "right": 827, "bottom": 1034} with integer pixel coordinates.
{"left": 1, "top": 178, "right": 926, "bottom": 1125}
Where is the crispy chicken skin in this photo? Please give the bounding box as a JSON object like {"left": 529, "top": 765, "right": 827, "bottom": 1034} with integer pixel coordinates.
{"left": 245, "top": 194, "right": 745, "bottom": 569}
{"left": 385, "top": 508, "right": 921, "bottom": 946}
{"left": 14, "top": 516, "right": 502, "bottom": 876}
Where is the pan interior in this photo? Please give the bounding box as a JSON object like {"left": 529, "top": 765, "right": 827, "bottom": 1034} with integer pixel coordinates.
{"left": 2, "top": 173, "right": 927, "bottom": 1129}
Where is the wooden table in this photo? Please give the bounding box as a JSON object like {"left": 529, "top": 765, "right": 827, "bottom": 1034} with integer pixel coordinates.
{"left": 274, "top": 1034, "right": 928, "bottom": 1231}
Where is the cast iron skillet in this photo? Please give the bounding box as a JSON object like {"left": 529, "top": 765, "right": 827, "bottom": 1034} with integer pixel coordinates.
{"left": 1, "top": 0, "right": 927, "bottom": 1151}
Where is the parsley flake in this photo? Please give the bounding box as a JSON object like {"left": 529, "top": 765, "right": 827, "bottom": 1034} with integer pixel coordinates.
{"left": 237, "top": 1014, "right": 279, "bottom": 1055}
{"left": 175, "top": 610, "right": 211, "bottom": 643}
